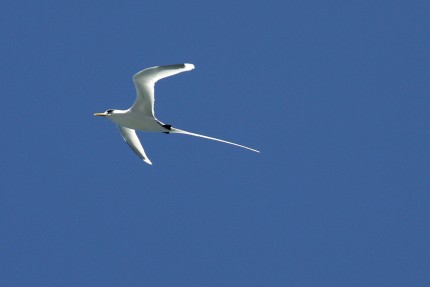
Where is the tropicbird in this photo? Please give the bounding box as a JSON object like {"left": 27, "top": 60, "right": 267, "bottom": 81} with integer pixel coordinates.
{"left": 94, "top": 63, "right": 259, "bottom": 164}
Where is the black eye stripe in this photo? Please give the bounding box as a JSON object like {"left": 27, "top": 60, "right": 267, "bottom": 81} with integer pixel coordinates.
{"left": 106, "top": 109, "right": 114, "bottom": 114}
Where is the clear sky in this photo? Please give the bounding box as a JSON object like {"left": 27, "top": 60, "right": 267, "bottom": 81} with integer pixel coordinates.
{"left": 1, "top": 0, "right": 429, "bottom": 286}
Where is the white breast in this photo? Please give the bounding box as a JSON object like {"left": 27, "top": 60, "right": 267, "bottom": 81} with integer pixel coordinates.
{"left": 108, "top": 110, "right": 165, "bottom": 132}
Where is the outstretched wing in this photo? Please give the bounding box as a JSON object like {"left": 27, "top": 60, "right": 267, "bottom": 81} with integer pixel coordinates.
{"left": 117, "top": 125, "right": 152, "bottom": 164}
{"left": 130, "top": 63, "right": 195, "bottom": 118}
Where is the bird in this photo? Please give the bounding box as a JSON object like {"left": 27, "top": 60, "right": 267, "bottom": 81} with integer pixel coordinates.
{"left": 94, "top": 63, "right": 260, "bottom": 164}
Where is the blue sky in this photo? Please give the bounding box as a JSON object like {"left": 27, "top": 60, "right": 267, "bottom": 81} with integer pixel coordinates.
{"left": 1, "top": 0, "right": 429, "bottom": 286}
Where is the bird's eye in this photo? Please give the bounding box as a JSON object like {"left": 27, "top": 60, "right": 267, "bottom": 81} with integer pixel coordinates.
{"left": 106, "top": 109, "right": 114, "bottom": 114}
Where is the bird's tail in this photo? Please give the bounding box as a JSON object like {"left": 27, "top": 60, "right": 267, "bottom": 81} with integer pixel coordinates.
{"left": 170, "top": 127, "right": 260, "bottom": 153}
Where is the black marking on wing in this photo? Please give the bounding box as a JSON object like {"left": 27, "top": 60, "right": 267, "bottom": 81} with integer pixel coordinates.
{"left": 162, "top": 64, "right": 186, "bottom": 69}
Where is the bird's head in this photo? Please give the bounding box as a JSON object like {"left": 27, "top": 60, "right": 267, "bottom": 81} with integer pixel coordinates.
{"left": 94, "top": 109, "right": 115, "bottom": 117}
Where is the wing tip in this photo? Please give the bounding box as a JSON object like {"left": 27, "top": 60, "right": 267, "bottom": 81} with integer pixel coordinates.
{"left": 184, "top": 63, "right": 195, "bottom": 70}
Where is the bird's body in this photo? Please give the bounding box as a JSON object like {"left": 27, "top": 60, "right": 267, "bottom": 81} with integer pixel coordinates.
{"left": 95, "top": 63, "right": 259, "bottom": 165}
{"left": 107, "top": 110, "right": 168, "bottom": 132}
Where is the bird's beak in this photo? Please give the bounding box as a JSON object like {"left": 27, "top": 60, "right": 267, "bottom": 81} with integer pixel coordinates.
{"left": 94, "top": 112, "right": 106, "bottom": 117}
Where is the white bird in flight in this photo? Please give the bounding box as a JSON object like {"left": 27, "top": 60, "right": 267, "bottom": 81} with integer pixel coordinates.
{"left": 94, "top": 63, "right": 260, "bottom": 164}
